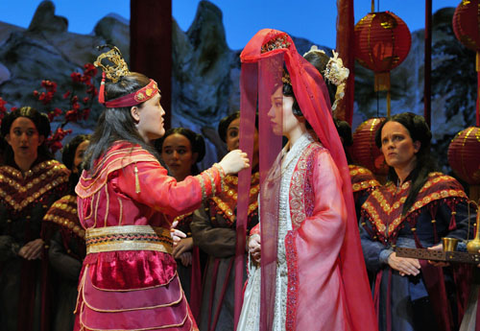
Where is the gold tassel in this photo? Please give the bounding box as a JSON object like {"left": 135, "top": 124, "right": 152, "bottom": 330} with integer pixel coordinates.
{"left": 134, "top": 164, "right": 141, "bottom": 193}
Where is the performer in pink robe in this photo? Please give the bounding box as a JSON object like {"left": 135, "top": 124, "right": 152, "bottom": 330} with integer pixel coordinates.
{"left": 236, "top": 29, "right": 377, "bottom": 331}
{"left": 72, "top": 46, "right": 249, "bottom": 331}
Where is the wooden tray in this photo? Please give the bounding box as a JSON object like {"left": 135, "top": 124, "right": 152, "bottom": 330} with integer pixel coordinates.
{"left": 395, "top": 247, "right": 480, "bottom": 264}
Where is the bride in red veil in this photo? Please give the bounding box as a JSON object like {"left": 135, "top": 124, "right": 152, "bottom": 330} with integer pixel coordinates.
{"left": 236, "top": 29, "right": 377, "bottom": 331}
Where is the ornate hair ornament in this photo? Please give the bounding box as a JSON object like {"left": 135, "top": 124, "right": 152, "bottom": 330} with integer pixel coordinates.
{"left": 94, "top": 46, "right": 130, "bottom": 83}
{"left": 94, "top": 45, "right": 159, "bottom": 108}
{"left": 261, "top": 33, "right": 292, "bottom": 54}
{"left": 282, "top": 71, "right": 291, "bottom": 86}
{"left": 303, "top": 45, "right": 350, "bottom": 111}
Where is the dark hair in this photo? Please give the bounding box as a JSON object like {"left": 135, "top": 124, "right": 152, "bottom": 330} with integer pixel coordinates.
{"left": 156, "top": 127, "right": 206, "bottom": 175}
{"left": 282, "top": 79, "right": 303, "bottom": 117}
{"left": 374, "top": 112, "right": 436, "bottom": 215}
{"left": 217, "top": 111, "right": 259, "bottom": 145}
{"left": 303, "top": 51, "right": 337, "bottom": 107}
{"left": 83, "top": 72, "right": 160, "bottom": 172}
{"left": 334, "top": 118, "right": 353, "bottom": 163}
{"left": 1, "top": 106, "right": 53, "bottom": 161}
{"left": 218, "top": 112, "right": 240, "bottom": 143}
{"left": 62, "top": 134, "right": 90, "bottom": 170}
{"left": 62, "top": 134, "right": 90, "bottom": 194}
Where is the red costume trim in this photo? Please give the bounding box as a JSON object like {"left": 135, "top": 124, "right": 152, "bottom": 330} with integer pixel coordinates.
{"left": 0, "top": 160, "right": 70, "bottom": 214}
{"left": 362, "top": 172, "right": 467, "bottom": 242}
{"left": 104, "top": 79, "right": 159, "bottom": 108}
{"left": 43, "top": 194, "right": 85, "bottom": 239}
{"left": 285, "top": 231, "right": 298, "bottom": 331}
{"left": 349, "top": 164, "right": 380, "bottom": 194}
{"left": 208, "top": 172, "right": 260, "bottom": 227}
{"left": 76, "top": 144, "right": 159, "bottom": 198}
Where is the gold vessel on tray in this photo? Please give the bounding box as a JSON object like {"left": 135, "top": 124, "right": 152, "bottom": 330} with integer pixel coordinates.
{"left": 466, "top": 203, "right": 480, "bottom": 254}
{"left": 442, "top": 237, "right": 459, "bottom": 252}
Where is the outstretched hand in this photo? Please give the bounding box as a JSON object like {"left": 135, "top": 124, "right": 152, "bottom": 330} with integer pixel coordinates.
{"left": 171, "top": 220, "right": 187, "bottom": 246}
{"left": 218, "top": 149, "right": 250, "bottom": 175}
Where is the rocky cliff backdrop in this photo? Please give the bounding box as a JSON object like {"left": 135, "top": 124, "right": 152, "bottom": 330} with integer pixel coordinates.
{"left": 0, "top": 1, "right": 476, "bottom": 172}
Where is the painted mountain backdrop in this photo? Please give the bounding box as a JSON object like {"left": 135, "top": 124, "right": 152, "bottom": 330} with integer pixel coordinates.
{"left": 0, "top": 1, "right": 476, "bottom": 172}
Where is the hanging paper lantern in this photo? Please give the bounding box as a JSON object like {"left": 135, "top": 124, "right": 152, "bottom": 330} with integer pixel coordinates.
{"left": 350, "top": 117, "right": 388, "bottom": 176}
{"left": 354, "top": 11, "right": 411, "bottom": 93}
{"left": 453, "top": 0, "right": 480, "bottom": 52}
{"left": 448, "top": 127, "right": 480, "bottom": 184}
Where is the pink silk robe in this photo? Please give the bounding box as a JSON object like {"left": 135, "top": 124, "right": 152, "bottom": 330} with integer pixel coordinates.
{"left": 285, "top": 142, "right": 351, "bottom": 330}
{"left": 240, "top": 138, "right": 373, "bottom": 331}
{"left": 74, "top": 142, "right": 223, "bottom": 331}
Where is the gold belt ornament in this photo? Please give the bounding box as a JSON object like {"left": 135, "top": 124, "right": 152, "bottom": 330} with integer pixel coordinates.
{"left": 85, "top": 225, "right": 173, "bottom": 254}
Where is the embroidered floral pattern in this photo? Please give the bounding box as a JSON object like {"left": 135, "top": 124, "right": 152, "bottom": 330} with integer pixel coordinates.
{"left": 289, "top": 143, "right": 322, "bottom": 229}
{"left": 285, "top": 231, "right": 298, "bottom": 331}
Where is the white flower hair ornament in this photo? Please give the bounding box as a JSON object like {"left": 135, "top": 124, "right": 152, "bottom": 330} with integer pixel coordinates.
{"left": 303, "top": 46, "right": 350, "bottom": 112}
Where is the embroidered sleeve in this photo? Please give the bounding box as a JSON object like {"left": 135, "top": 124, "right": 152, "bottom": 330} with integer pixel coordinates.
{"left": 117, "top": 161, "right": 225, "bottom": 218}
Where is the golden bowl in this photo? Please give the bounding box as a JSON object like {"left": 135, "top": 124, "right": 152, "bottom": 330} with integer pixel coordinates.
{"left": 442, "top": 237, "right": 459, "bottom": 252}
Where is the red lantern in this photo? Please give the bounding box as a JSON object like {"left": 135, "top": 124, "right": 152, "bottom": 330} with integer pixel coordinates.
{"left": 355, "top": 11, "right": 411, "bottom": 116}
{"left": 453, "top": 0, "right": 480, "bottom": 126}
{"left": 350, "top": 117, "right": 388, "bottom": 176}
{"left": 448, "top": 126, "right": 480, "bottom": 200}
{"left": 453, "top": 0, "right": 480, "bottom": 52}
{"left": 355, "top": 11, "right": 411, "bottom": 91}
{"left": 448, "top": 127, "right": 480, "bottom": 184}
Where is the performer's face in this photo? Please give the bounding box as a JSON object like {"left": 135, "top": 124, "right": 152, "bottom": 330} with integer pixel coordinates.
{"left": 5, "top": 117, "right": 44, "bottom": 163}
{"left": 268, "top": 86, "right": 297, "bottom": 138}
{"left": 73, "top": 140, "right": 90, "bottom": 174}
{"left": 226, "top": 118, "right": 240, "bottom": 151}
{"left": 226, "top": 117, "right": 259, "bottom": 168}
{"left": 134, "top": 93, "right": 165, "bottom": 142}
{"left": 380, "top": 121, "right": 420, "bottom": 172}
{"left": 161, "top": 133, "right": 197, "bottom": 182}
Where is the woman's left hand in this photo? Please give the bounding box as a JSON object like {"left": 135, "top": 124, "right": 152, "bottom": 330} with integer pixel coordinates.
{"left": 18, "top": 238, "right": 44, "bottom": 260}
{"left": 179, "top": 252, "right": 193, "bottom": 267}
{"left": 173, "top": 237, "right": 194, "bottom": 259}
{"left": 427, "top": 243, "right": 450, "bottom": 267}
{"left": 171, "top": 221, "right": 187, "bottom": 245}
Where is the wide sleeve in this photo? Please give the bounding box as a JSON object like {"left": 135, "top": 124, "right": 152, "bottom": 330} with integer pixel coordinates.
{"left": 190, "top": 205, "right": 236, "bottom": 258}
{"left": 286, "top": 149, "right": 348, "bottom": 329}
{"left": 291, "top": 149, "right": 346, "bottom": 265}
{"left": 48, "top": 230, "right": 82, "bottom": 281}
{"left": 0, "top": 235, "right": 20, "bottom": 262}
{"left": 359, "top": 219, "right": 390, "bottom": 272}
{"left": 116, "top": 161, "right": 224, "bottom": 217}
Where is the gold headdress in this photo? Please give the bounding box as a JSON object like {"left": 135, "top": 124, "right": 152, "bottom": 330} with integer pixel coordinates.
{"left": 303, "top": 45, "right": 350, "bottom": 112}
{"left": 94, "top": 45, "right": 159, "bottom": 107}
{"left": 94, "top": 46, "right": 130, "bottom": 83}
